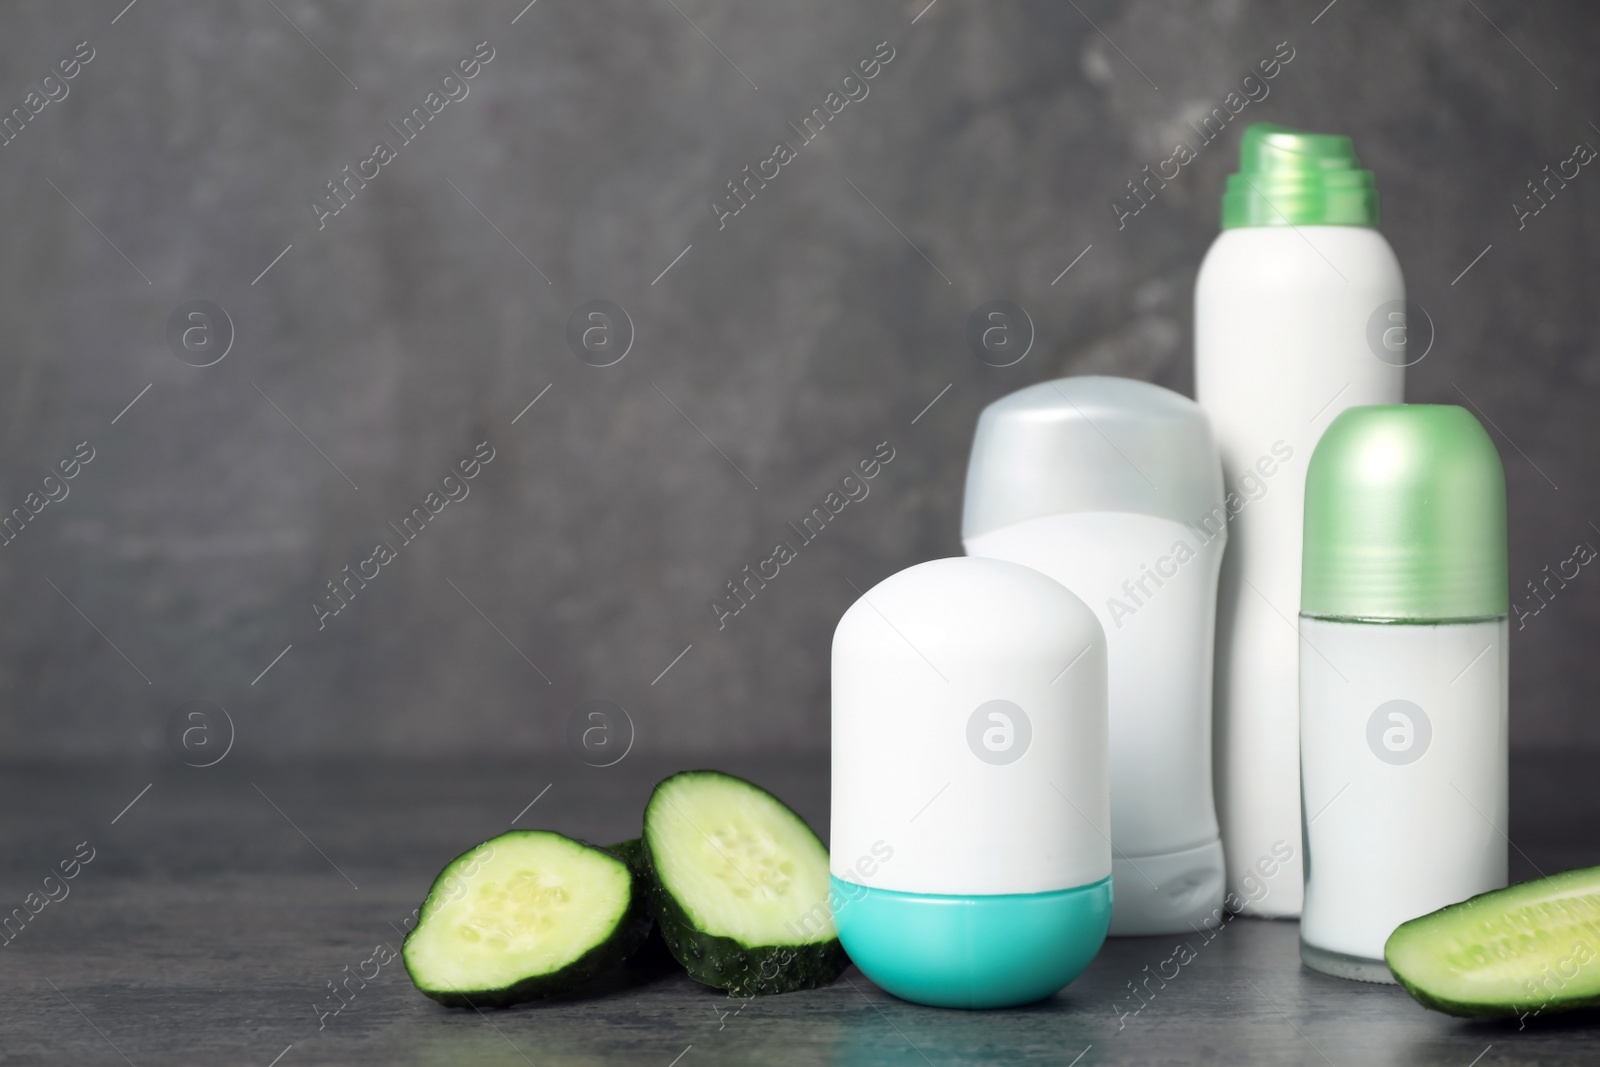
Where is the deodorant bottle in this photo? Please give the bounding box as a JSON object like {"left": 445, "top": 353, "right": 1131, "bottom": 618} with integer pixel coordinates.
{"left": 962, "top": 377, "right": 1227, "bottom": 935}
{"left": 1197, "top": 124, "right": 1406, "bottom": 916}
{"left": 831, "top": 557, "right": 1111, "bottom": 1008}
{"left": 1299, "top": 405, "right": 1509, "bottom": 982}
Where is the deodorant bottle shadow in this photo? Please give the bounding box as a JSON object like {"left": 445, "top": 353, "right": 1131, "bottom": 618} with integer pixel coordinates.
{"left": 962, "top": 377, "right": 1226, "bottom": 936}
{"left": 1298, "top": 405, "right": 1509, "bottom": 982}
{"left": 830, "top": 557, "right": 1111, "bottom": 1008}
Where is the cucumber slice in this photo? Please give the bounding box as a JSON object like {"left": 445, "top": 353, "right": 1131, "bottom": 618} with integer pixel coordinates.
{"left": 1386, "top": 866, "right": 1600, "bottom": 1019}
{"left": 606, "top": 837, "right": 648, "bottom": 881}
{"left": 605, "top": 838, "right": 679, "bottom": 974}
{"left": 403, "top": 830, "right": 649, "bottom": 1008}
{"left": 643, "top": 770, "right": 847, "bottom": 996}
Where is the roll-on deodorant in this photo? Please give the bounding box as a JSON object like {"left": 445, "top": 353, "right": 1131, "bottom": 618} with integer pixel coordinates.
{"left": 831, "top": 557, "right": 1111, "bottom": 1008}
{"left": 963, "top": 377, "right": 1228, "bottom": 935}
{"left": 1299, "top": 405, "right": 1509, "bottom": 982}
{"left": 1197, "top": 124, "right": 1406, "bottom": 916}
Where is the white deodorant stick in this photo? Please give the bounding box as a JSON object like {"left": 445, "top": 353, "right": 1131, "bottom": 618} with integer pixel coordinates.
{"left": 963, "top": 376, "right": 1229, "bottom": 935}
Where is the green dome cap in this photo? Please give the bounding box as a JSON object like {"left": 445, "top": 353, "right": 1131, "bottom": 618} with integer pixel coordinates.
{"left": 1302, "top": 405, "right": 1508, "bottom": 622}
{"left": 1221, "top": 124, "right": 1380, "bottom": 229}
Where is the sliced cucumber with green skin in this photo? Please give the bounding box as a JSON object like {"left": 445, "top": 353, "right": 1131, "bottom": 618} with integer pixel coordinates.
{"left": 606, "top": 838, "right": 680, "bottom": 973}
{"left": 403, "top": 830, "right": 649, "bottom": 1008}
{"left": 606, "top": 837, "right": 648, "bottom": 881}
{"left": 1386, "top": 866, "right": 1600, "bottom": 1019}
{"left": 643, "top": 770, "right": 847, "bottom": 996}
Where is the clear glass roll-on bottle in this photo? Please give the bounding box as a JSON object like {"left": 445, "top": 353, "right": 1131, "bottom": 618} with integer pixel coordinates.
{"left": 1298, "top": 405, "right": 1509, "bottom": 982}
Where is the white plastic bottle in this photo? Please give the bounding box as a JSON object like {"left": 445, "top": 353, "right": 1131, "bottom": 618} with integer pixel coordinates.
{"left": 831, "top": 557, "right": 1112, "bottom": 1007}
{"left": 1299, "top": 405, "right": 1509, "bottom": 981}
{"left": 963, "top": 377, "right": 1226, "bottom": 935}
{"left": 1196, "top": 124, "right": 1405, "bottom": 916}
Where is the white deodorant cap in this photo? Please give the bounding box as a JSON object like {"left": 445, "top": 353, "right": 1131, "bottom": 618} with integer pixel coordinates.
{"left": 831, "top": 557, "right": 1109, "bottom": 896}
{"left": 962, "top": 376, "right": 1226, "bottom": 540}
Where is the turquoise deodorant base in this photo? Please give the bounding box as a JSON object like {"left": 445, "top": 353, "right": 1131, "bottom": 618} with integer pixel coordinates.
{"left": 831, "top": 875, "right": 1113, "bottom": 1009}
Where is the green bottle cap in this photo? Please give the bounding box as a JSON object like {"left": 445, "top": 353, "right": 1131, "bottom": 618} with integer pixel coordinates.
{"left": 1302, "top": 405, "right": 1508, "bottom": 622}
{"left": 1221, "top": 123, "right": 1380, "bottom": 229}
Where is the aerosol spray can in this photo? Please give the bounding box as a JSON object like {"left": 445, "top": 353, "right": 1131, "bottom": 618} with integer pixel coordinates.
{"left": 1197, "top": 124, "right": 1406, "bottom": 915}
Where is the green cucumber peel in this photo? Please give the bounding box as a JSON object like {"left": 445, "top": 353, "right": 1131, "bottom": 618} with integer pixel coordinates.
{"left": 1386, "top": 866, "right": 1600, "bottom": 1020}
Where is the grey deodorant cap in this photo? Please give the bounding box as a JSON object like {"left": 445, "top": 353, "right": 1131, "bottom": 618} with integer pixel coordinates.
{"left": 962, "top": 376, "right": 1226, "bottom": 541}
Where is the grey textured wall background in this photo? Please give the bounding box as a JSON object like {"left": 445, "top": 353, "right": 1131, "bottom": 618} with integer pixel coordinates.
{"left": 0, "top": 0, "right": 1595, "bottom": 759}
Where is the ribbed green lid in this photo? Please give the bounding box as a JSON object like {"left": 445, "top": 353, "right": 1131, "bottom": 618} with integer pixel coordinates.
{"left": 1302, "top": 405, "right": 1507, "bottom": 622}
{"left": 1221, "top": 124, "right": 1380, "bottom": 229}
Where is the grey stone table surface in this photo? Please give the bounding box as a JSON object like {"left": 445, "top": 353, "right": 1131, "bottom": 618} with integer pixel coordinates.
{"left": 2, "top": 753, "right": 1598, "bottom": 1067}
